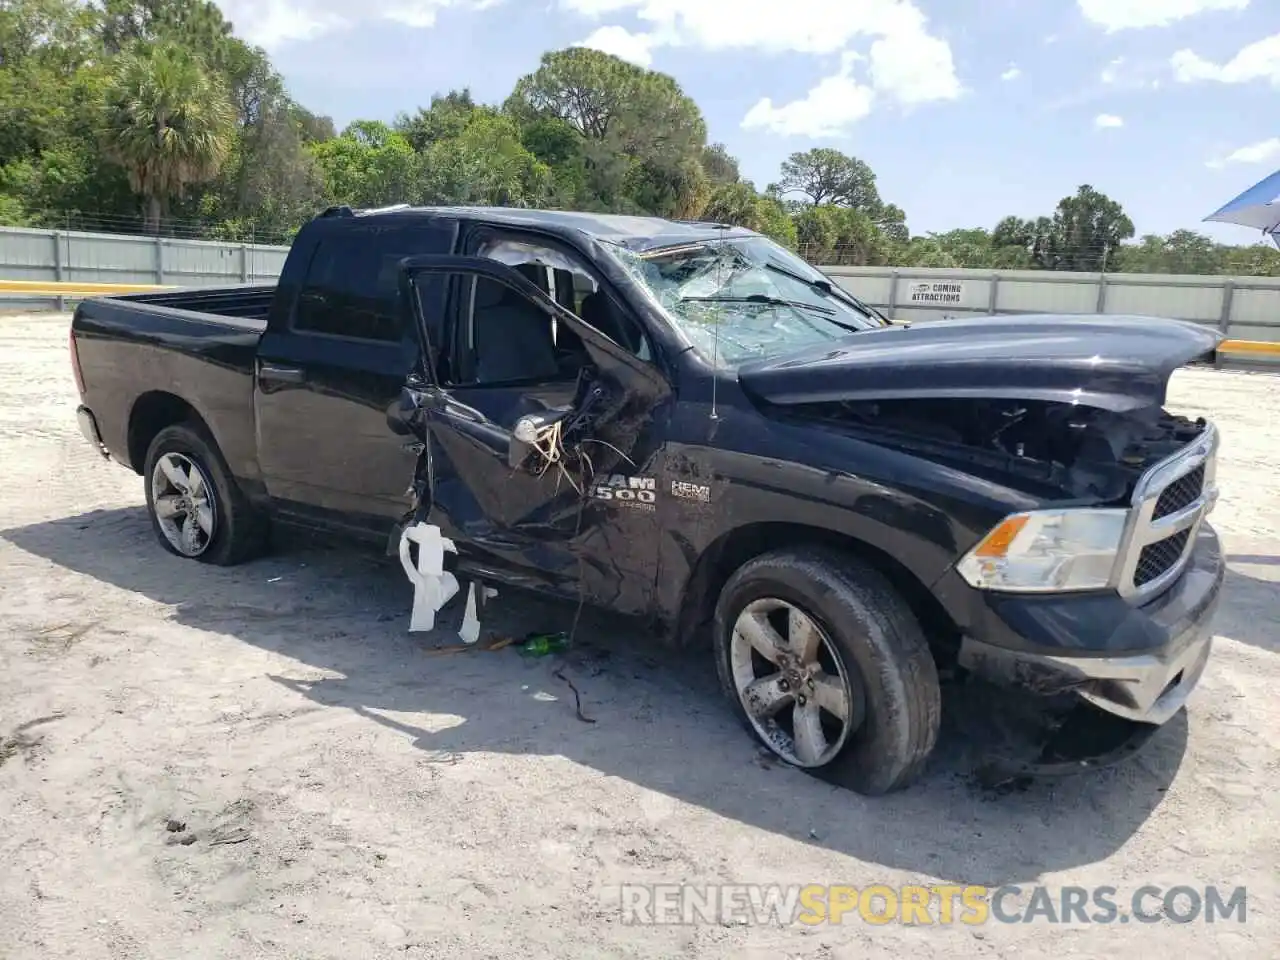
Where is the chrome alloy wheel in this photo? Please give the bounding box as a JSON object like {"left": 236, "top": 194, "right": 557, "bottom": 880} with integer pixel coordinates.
{"left": 730, "top": 597, "right": 863, "bottom": 768}
{"left": 151, "top": 452, "right": 217, "bottom": 557}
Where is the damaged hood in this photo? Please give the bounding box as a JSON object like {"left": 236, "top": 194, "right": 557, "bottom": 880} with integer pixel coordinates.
{"left": 736, "top": 314, "right": 1223, "bottom": 412}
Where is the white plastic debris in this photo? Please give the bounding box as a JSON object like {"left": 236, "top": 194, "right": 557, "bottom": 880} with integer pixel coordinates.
{"left": 458, "top": 580, "right": 499, "bottom": 645}
{"left": 398, "top": 521, "right": 459, "bottom": 632}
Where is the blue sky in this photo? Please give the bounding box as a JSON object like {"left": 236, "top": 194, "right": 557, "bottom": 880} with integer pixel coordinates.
{"left": 214, "top": 0, "right": 1280, "bottom": 244}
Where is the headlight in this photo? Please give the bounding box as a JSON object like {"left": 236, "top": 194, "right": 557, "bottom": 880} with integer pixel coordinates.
{"left": 956, "top": 509, "right": 1129, "bottom": 592}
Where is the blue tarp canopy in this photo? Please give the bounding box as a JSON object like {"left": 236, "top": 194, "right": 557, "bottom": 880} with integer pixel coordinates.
{"left": 1205, "top": 168, "right": 1280, "bottom": 235}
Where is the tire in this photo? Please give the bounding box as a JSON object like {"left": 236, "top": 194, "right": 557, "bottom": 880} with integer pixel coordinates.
{"left": 713, "top": 547, "right": 942, "bottom": 796}
{"left": 143, "top": 422, "right": 269, "bottom": 566}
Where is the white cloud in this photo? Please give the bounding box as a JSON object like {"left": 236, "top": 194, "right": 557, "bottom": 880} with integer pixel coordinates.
{"left": 868, "top": 25, "right": 961, "bottom": 104}
{"left": 1207, "top": 137, "right": 1280, "bottom": 168}
{"left": 1077, "top": 0, "right": 1249, "bottom": 32}
{"left": 212, "top": 0, "right": 503, "bottom": 49}
{"left": 560, "top": 0, "right": 637, "bottom": 13}
{"left": 574, "top": 25, "right": 655, "bottom": 66}
{"left": 1097, "top": 55, "right": 1164, "bottom": 89}
{"left": 1001, "top": 64, "right": 1022, "bottom": 81}
{"left": 1095, "top": 113, "right": 1124, "bottom": 128}
{"left": 562, "top": 0, "right": 962, "bottom": 108}
{"left": 561, "top": 0, "right": 940, "bottom": 57}
{"left": 741, "top": 52, "right": 874, "bottom": 137}
{"left": 1172, "top": 33, "right": 1280, "bottom": 87}
{"left": 558, "top": 0, "right": 961, "bottom": 135}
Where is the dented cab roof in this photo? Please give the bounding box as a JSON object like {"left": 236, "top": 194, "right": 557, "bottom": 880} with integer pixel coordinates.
{"left": 340, "top": 204, "right": 760, "bottom": 253}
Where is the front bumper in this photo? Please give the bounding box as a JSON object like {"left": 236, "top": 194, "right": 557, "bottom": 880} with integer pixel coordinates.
{"left": 956, "top": 523, "right": 1224, "bottom": 726}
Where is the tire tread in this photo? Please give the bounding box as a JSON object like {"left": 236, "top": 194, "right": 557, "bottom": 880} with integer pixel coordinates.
{"left": 713, "top": 545, "right": 941, "bottom": 795}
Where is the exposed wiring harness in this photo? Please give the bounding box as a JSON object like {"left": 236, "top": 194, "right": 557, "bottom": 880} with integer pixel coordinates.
{"left": 527, "top": 417, "right": 580, "bottom": 493}
{"left": 519, "top": 380, "right": 633, "bottom": 497}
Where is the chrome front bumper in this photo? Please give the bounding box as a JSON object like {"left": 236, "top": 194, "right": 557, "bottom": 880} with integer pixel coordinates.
{"left": 958, "top": 523, "right": 1224, "bottom": 727}
{"left": 1041, "top": 624, "right": 1213, "bottom": 725}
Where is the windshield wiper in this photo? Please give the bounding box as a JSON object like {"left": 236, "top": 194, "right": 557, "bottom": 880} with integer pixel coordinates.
{"left": 680, "top": 294, "right": 873, "bottom": 335}
{"left": 762, "top": 262, "right": 890, "bottom": 324}
{"left": 680, "top": 294, "right": 836, "bottom": 316}
{"left": 763, "top": 261, "right": 835, "bottom": 295}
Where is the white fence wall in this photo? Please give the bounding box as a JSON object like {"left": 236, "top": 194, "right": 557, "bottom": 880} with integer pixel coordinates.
{"left": 2, "top": 226, "right": 1277, "bottom": 354}
{"left": 0, "top": 225, "right": 290, "bottom": 310}
{"left": 823, "top": 265, "right": 1280, "bottom": 346}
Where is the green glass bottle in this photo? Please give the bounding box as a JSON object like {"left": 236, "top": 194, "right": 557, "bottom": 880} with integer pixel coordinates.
{"left": 519, "top": 631, "right": 570, "bottom": 656}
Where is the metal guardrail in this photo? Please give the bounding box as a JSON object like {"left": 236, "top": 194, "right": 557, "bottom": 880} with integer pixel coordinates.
{"left": 3, "top": 279, "right": 1277, "bottom": 358}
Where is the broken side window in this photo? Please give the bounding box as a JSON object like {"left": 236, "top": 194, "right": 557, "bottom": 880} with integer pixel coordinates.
{"left": 477, "top": 238, "right": 652, "bottom": 362}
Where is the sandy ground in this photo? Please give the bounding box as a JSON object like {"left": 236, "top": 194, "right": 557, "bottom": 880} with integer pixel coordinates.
{"left": 1, "top": 312, "right": 1277, "bottom": 959}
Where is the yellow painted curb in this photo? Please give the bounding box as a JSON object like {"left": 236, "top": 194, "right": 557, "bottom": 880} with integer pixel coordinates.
{"left": 0, "top": 279, "right": 172, "bottom": 295}
{"left": 1220, "top": 339, "right": 1280, "bottom": 356}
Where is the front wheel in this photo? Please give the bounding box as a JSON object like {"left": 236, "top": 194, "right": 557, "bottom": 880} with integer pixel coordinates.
{"left": 143, "top": 422, "right": 268, "bottom": 566}
{"left": 713, "top": 547, "right": 942, "bottom": 796}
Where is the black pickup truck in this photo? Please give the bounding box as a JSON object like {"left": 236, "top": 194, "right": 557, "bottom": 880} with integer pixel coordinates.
{"left": 70, "top": 204, "right": 1225, "bottom": 794}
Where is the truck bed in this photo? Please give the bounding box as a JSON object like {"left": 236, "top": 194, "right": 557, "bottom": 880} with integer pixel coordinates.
{"left": 71, "top": 286, "right": 272, "bottom": 479}
{"left": 113, "top": 284, "right": 277, "bottom": 323}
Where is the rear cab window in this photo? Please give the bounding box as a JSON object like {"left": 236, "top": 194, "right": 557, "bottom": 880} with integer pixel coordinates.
{"left": 291, "top": 219, "right": 457, "bottom": 345}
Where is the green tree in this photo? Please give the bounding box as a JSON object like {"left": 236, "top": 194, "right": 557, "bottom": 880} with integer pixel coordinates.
{"left": 776, "top": 148, "right": 879, "bottom": 209}
{"left": 793, "top": 205, "right": 888, "bottom": 265}
{"left": 0, "top": 0, "right": 97, "bottom": 71}
{"left": 1113, "top": 229, "right": 1221, "bottom": 275}
{"left": 0, "top": 0, "right": 98, "bottom": 169}
{"left": 420, "top": 111, "right": 550, "bottom": 207}
{"left": 307, "top": 120, "right": 419, "bottom": 207}
{"left": 518, "top": 115, "right": 589, "bottom": 206}
{"left": 895, "top": 237, "right": 958, "bottom": 268}
{"left": 701, "top": 142, "right": 739, "bottom": 185}
{"left": 872, "top": 202, "right": 908, "bottom": 243}
{"left": 703, "top": 181, "right": 759, "bottom": 226}
{"left": 395, "top": 89, "right": 480, "bottom": 152}
{"left": 1218, "top": 242, "right": 1280, "bottom": 277}
{"left": 101, "top": 42, "right": 236, "bottom": 233}
{"left": 754, "top": 195, "right": 797, "bottom": 248}
{"left": 505, "top": 47, "right": 707, "bottom": 216}
{"left": 192, "top": 41, "right": 323, "bottom": 241}
{"left": 701, "top": 180, "right": 797, "bottom": 247}
{"left": 1050, "top": 184, "right": 1135, "bottom": 272}
{"left": 992, "top": 215, "right": 1056, "bottom": 270}
{"left": 291, "top": 106, "right": 335, "bottom": 144}
{"left": 99, "top": 0, "right": 233, "bottom": 64}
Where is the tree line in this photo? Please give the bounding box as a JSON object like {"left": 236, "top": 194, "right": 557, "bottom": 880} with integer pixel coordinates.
{"left": 3, "top": 0, "right": 1278, "bottom": 276}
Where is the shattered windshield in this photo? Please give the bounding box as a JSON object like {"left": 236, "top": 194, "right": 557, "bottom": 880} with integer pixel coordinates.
{"left": 604, "top": 234, "right": 888, "bottom": 367}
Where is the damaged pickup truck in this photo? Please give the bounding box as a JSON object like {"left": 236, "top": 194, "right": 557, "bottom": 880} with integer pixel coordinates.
{"left": 70, "top": 204, "right": 1225, "bottom": 794}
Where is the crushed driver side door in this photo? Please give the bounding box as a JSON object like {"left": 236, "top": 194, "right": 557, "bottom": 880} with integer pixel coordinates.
{"left": 389, "top": 255, "right": 672, "bottom": 616}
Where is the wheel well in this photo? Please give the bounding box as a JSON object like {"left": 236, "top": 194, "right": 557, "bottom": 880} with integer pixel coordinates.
{"left": 127, "top": 392, "right": 207, "bottom": 474}
{"left": 673, "top": 522, "right": 961, "bottom": 663}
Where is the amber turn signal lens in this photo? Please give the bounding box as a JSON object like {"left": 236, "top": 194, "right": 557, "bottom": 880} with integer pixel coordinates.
{"left": 972, "top": 515, "right": 1030, "bottom": 558}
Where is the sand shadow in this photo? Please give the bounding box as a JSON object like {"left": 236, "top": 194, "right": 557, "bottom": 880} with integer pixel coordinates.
{"left": 2, "top": 506, "right": 1192, "bottom": 885}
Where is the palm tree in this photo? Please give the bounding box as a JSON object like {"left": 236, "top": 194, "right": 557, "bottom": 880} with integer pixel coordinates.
{"left": 102, "top": 42, "right": 235, "bottom": 234}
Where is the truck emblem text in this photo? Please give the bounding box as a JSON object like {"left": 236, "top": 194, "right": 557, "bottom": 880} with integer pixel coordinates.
{"left": 671, "top": 480, "right": 711, "bottom": 503}
{"left": 592, "top": 474, "right": 656, "bottom": 511}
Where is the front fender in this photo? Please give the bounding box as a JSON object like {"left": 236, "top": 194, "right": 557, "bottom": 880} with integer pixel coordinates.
{"left": 652, "top": 412, "right": 1041, "bottom": 633}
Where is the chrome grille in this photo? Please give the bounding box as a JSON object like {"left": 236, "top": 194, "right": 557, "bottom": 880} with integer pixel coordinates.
{"left": 1116, "top": 422, "right": 1219, "bottom": 602}
{"left": 1134, "top": 529, "right": 1192, "bottom": 587}
{"left": 1152, "top": 464, "right": 1205, "bottom": 520}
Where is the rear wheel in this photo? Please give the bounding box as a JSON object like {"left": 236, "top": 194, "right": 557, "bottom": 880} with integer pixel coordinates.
{"left": 143, "top": 423, "right": 269, "bottom": 566}
{"left": 713, "top": 547, "right": 942, "bottom": 795}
